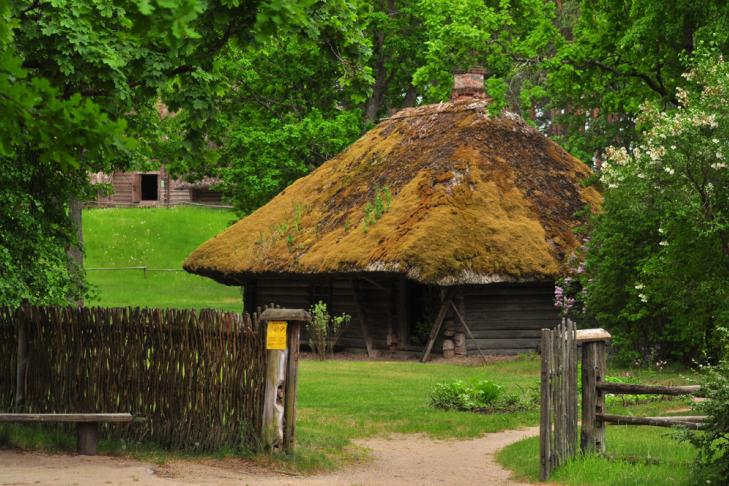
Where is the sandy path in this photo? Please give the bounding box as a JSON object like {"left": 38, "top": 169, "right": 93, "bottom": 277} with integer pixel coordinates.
{"left": 0, "top": 427, "right": 538, "bottom": 486}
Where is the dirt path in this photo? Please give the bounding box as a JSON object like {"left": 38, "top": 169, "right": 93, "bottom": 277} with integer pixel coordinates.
{"left": 0, "top": 427, "right": 538, "bottom": 486}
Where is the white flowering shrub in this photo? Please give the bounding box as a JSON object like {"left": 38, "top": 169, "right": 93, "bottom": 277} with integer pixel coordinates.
{"left": 582, "top": 50, "right": 729, "bottom": 364}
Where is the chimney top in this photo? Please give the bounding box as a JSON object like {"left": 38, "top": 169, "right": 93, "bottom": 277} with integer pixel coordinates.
{"left": 451, "top": 67, "right": 489, "bottom": 103}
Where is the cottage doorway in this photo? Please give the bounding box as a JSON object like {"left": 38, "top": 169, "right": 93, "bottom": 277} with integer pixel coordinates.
{"left": 141, "top": 174, "right": 159, "bottom": 201}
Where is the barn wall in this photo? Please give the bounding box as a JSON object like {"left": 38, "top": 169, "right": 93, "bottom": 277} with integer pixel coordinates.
{"left": 109, "top": 172, "right": 134, "bottom": 203}
{"left": 462, "top": 283, "right": 558, "bottom": 355}
{"left": 250, "top": 276, "right": 395, "bottom": 352}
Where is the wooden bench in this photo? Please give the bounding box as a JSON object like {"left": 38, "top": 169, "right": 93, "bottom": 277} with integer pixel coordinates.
{"left": 0, "top": 413, "right": 133, "bottom": 455}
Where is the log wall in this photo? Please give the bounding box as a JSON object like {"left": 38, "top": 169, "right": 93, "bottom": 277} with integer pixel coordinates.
{"left": 251, "top": 277, "right": 557, "bottom": 355}
{"left": 462, "top": 283, "right": 558, "bottom": 355}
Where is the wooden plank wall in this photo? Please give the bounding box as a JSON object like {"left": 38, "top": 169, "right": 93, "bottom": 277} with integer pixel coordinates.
{"left": 254, "top": 277, "right": 393, "bottom": 352}
{"left": 462, "top": 283, "right": 558, "bottom": 355}
{"left": 253, "top": 278, "right": 557, "bottom": 355}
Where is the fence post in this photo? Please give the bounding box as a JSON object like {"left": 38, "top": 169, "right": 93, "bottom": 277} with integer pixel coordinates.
{"left": 539, "top": 328, "right": 552, "bottom": 481}
{"left": 260, "top": 308, "right": 310, "bottom": 454}
{"left": 578, "top": 329, "right": 611, "bottom": 454}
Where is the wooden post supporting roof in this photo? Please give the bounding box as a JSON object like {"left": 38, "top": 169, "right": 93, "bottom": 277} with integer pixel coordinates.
{"left": 351, "top": 280, "right": 375, "bottom": 358}
{"left": 397, "top": 277, "right": 409, "bottom": 350}
{"left": 420, "top": 288, "right": 455, "bottom": 363}
{"left": 449, "top": 299, "right": 488, "bottom": 364}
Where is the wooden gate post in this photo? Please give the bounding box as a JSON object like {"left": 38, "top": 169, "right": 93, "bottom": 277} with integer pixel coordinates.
{"left": 578, "top": 329, "right": 611, "bottom": 454}
{"left": 260, "top": 308, "right": 309, "bottom": 454}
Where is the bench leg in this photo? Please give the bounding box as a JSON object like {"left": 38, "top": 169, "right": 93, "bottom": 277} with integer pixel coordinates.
{"left": 76, "top": 422, "right": 98, "bottom": 455}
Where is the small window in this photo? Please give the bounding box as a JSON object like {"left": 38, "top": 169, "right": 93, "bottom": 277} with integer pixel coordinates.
{"left": 141, "top": 174, "right": 158, "bottom": 201}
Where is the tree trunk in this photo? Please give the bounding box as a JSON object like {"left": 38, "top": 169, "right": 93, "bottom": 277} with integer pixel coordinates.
{"left": 67, "top": 198, "right": 84, "bottom": 306}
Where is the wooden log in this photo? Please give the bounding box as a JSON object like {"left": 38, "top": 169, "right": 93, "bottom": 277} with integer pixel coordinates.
{"left": 581, "top": 341, "right": 598, "bottom": 453}
{"left": 262, "top": 348, "right": 287, "bottom": 451}
{"left": 283, "top": 321, "right": 301, "bottom": 454}
{"left": 575, "top": 328, "right": 611, "bottom": 343}
{"left": 597, "top": 414, "right": 707, "bottom": 429}
{"left": 442, "top": 339, "right": 455, "bottom": 359}
{"left": 420, "top": 289, "right": 455, "bottom": 363}
{"left": 0, "top": 413, "right": 133, "bottom": 423}
{"left": 539, "top": 328, "right": 552, "bottom": 482}
{"left": 597, "top": 383, "right": 703, "bottom": 396}
{"left": 76, "top": 422, "right": 99, "bottom": 455}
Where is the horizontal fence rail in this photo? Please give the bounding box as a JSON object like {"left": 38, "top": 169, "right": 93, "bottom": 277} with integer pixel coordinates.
{"left": 597, "top": 414, "right": 707, "bottom": 429}
{"left": 597, "top": 382, "right": 703, "bottom": 396}
{"left": 0, "top": 305, "right": 267, "bottom": 451}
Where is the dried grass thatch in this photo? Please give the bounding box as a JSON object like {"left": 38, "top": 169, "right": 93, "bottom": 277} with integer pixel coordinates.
{"left": 184, "top": 100, "right": 601, "bottom": 286}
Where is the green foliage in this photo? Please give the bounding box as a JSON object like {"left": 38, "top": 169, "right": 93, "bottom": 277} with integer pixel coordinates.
{"left": 0, "top": 0, "right": 312, "bottom": 306}
{"left": 580, "top": 52, "right": 729, "bottom": 363}
{"left": 306, "top": 301, "right": 351, "bottom": 360}
{"left": 545, "top": 0, "right": 729, "bottom": 162}
{"left": 430, "top": 378, "right": 539, "bottom": 413}
{"left": 684, "top": 329, "right": 729, "bottom": 482}
{"left": 362, "top": 185, "right": 392, "bottom": 233}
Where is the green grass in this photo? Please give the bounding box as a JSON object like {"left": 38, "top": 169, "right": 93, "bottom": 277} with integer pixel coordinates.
{"left": 0, "top": 357, "right": 698, "bottom": 476}
{"left": 496, "top": 364, "right": 700, "bottom": 485}
{"left": 84, "top": 207, "right": 242, "bottom": 311}
{"left": 497, "top": 426, "right": 696, "bottom": 485}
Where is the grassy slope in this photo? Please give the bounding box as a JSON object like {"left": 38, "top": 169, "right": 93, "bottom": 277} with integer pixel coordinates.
{"left": 84, "top": 207, "right": 242, "bottom": 311}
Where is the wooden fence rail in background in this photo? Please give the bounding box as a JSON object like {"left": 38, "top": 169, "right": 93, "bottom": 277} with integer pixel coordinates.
{"left": 539, "top": 319, "right": 578, "bottom": 481}
{"left": 0, "top": 305, "right": 269, "bottom": 451}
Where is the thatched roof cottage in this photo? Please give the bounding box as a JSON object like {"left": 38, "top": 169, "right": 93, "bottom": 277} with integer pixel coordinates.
{"left": 184, "top": 70, "right": 601, "bottom": 358}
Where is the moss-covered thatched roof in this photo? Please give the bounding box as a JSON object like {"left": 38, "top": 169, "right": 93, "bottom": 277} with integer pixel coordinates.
{"left": 184, "top": 100, "right": 601, "bottom": 286}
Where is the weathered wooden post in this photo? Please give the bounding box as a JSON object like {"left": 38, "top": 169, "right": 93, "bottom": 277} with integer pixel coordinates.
{"left": 259, "top": 308, "right": 309, "bottom": 454}
{"left": 539, "top": 328, "right": 553, "bottom": 481}
{"left": 577, "top": 328, "right": 611, "bottom": 454}
{"left": 15, "top": 306, "right": 29, "bottom": 412}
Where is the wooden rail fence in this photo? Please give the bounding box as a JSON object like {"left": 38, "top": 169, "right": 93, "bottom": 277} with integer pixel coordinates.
{"left": 540, "top": 325, "right": 706, "bottom": 480}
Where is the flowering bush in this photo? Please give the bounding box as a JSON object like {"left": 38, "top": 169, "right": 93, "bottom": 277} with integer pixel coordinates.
{"left": 582, "top": 49, "right": 729, "bottom": 364}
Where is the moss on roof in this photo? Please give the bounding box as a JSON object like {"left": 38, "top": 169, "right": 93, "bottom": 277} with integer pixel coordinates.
{"left": 184, "top": 100, "right": 602, "bottom": 286}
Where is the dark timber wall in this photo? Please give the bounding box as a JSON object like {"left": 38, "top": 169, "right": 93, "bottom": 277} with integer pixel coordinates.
{"left": 462, "top": 283, "right": 558, "bottom": 355}
{"left": 247, "top": 277, "right": 557, "bottom": 355}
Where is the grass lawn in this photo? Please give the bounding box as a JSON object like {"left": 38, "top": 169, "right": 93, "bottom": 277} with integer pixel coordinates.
{"left": 497, "top": 426, "right": 696, "bottom": 485}
{"left": 0, "top": 356, "right": 698, "bottom": 477}
{"left": 84, "top": 207, "right": 242, "bottom": 311}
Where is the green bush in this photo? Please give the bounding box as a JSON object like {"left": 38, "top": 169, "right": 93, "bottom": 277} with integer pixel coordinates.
{"left": 685, "top": 331, "right": 729, "bottom": 482}
{"left": 430, "top": 379, "right": 539, "bottom": 412}
{"left": 307, "top": 301, "right": 351, "bottom": 360}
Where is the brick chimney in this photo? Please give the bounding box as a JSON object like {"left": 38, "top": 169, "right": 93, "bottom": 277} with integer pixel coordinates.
{"left": 451, "top": 67, "right": 489, "bottom": 102}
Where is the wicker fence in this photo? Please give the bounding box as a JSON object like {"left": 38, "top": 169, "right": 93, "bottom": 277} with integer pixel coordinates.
{"left": 0, "top": 305, "right": 267, "bottom": 451}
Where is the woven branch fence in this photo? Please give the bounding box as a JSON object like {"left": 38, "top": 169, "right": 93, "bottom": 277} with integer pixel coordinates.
{"left": 0, "top": 305, "right": 267, "bottom": 451}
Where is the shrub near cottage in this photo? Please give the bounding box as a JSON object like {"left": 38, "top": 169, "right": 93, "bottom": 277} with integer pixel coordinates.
{"left": 576, "top": 50, "right": 729, "bottom": 364}
{"left": 430, "top": 379, "right": 539, "bottom": 413}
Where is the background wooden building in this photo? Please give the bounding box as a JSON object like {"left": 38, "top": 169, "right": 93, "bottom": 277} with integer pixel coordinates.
{"left": 92, "top": 168, "right": 223, "bottom": 206}
{"left": 184, "top": 70, "right": 601, "bottom": 357}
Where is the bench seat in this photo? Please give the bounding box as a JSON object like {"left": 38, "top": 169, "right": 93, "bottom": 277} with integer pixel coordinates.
{"left": 0, "top": 413, "right": 133, "bottom": 455}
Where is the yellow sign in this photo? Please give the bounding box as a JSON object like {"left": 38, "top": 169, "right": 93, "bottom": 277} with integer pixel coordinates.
{"left": 266, "top": 321, "right": 288, "bottom": 350}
